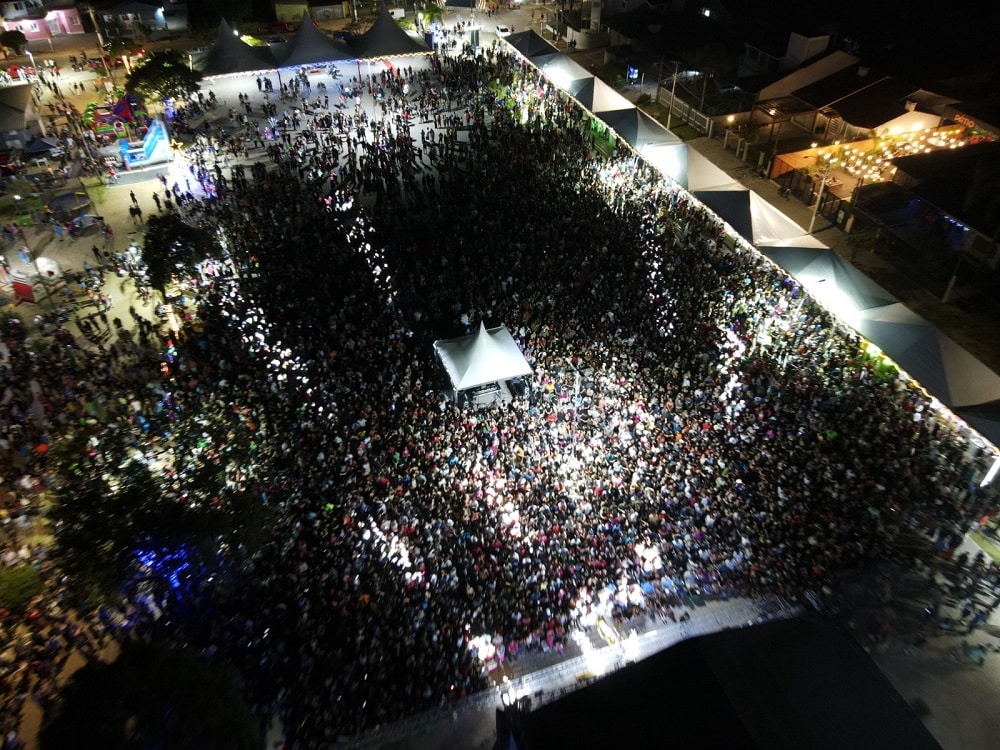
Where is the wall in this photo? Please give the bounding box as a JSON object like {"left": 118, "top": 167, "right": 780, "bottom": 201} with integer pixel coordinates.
{"left": 274, "top": 1, "right": 308, "bottom": 22}
{"left": 4, "top": 18, "right": 51, "bottom": 41}
{"left": 783, "top": 32, "right": 829, "bottom": 71}
{"left": 564, "top": 27, "right": 608, "bottom": 50}
{"left": 311, "top": 4, "right": 349, "bottom": 21}
{"left": 758, "top": 50, "right": 857, "bottom": 102}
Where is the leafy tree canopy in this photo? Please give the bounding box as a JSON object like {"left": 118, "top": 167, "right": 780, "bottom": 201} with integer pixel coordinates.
{"left": 0, "top": 29, "right": 27, "bottom": 54}
{"left": 142, "top": 212, "right": 218, "bottom": 292}
{"left": 39, "top": 642, "right": 263, "bottom": 750}
{"left": 51, "top": 458, "right": 221, "bottom": 596}
{"left": 124, "top": 49, "right": 203, "bottom": 103}
{"left": 0, "top": 564, "right": 43, "bottom": 611}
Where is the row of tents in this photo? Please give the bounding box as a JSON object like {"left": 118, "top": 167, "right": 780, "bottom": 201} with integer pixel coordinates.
{"left": 503, "top": 30, "right": 1000, "bottom": 449}
{"left": 199, "top": 9, "right": 430, "bottom": 78}
{"left": 194, "top": 15, "right": 1000, "bottom": 449}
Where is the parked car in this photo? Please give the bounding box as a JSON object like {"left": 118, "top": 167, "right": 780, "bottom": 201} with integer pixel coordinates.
{"left": 716, "top": 82, "right": 742, "bottom": 95}
{"left": 495, "top": 25, "right": 511, "bottom": 37}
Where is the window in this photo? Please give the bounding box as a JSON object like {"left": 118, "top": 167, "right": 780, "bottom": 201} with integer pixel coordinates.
{"left": 701, "top": 7, "right": 711, "bottom": 17}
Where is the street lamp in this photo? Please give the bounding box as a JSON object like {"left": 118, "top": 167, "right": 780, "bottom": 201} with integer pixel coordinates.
{"left": 723, "top": 114, "right": 735, "bottom": 149}
{"left": 807, "top": 153, "right": 836, "bottom": 234}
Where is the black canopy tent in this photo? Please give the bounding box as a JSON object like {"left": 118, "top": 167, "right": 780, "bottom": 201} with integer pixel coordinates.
{"left": 350, "top": 5, "right": 432, "bottom": 59}
{"left": 278, "top": 11, "right": 354, "bottom": 67}
{"left": 200, "top": 18, "right": 280, "bottom": 77}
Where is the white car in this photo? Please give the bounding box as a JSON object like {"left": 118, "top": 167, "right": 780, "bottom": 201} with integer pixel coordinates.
{"left": 495, "top": 25, "right": 511, "bottom": 37}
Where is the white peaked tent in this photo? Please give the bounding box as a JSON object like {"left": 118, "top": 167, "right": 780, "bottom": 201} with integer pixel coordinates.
{"left": 685, "top": 148, "right": 736, "bottom": 191}
{"left": 853, "top": 303, "right": 1000, "bottom": 408}
{"left": 596, "top": 108, "right": 683, "bottom": 150}
{"left": 575, "top": 78, "right": 633, "bottom": 114}
{"left": 757, "top": 245, "right": 897, "bottom": 321}
{"left": 434, "top": 323, "right": 533, "bottom": 392}
{"left": 748, "top": 193, "right": 809, "bottom": 245}
{"left": 537, "top": 54, "right": 592, "bottom": 91}
{"left": 693, "top": 184, "right": 753, "bottom": 241}
{"left": 640, "top": 142, "right": 688, "bottom": 187}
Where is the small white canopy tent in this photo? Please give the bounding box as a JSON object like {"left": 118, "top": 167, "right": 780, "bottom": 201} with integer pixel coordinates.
{"left": 434, "top": 323, "right": 532, "bottom": 392}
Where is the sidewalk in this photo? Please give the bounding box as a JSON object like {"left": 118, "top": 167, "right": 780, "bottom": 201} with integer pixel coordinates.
{"left": 869, "top": 533, "right": 1000, "bottom": 749}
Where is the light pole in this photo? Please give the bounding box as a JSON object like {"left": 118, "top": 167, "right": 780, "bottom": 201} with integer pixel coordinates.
{"left": 807, "top": 153, "right": 836, "bottom": 234}
{"left": 943, "top": 251, "right": 966, "bottom": 303}
{"left": 723, "top": 114, "right": 735, "bottom": 149}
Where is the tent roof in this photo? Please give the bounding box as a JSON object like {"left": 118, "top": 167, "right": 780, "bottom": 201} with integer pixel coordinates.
{"left": 22, "top": 136, "right": 60, "bottom": 154}
{"left": 278, "top": 11, "right": 353, "bottom": 66}
{"left": 201, "top": 18, "right": 279, "bottom": 77}
{"left": 759, "top": 246, "right": 897, "bottom": 318}
{"left": 639, "top": 142, "right": 687, "bottom": 187}
{"left": 434, "top": 323, "right": 532, "bottom": 391}
{"left": 537, "top": 54, "right": 591, "bottom": 87}
{"left": 596, "top": 107, "right": 682, "bottom": 149}
{"left": 854, "top": 303, "right": 1000, "bottom": 408}
{"left": 515, "top": 618, "right": 940, "bottom": 750}
{"left": 748, "top": 192, "right": 808, "bottom": 244}
{"left": 350, "top": 5, "right": 430, "bottom": 59}
{"left": 502, "top": 29, "right": 559, "bottom": 60}
{"left": 954, "top": 406, "right": 1000, "bottom": 448}
{"left": 685, "top": 147, "right": 736, "bottom": 191}
{"left": 574, "top": 77, "right": 633, "bottom": 113}
{"left": 693, "top": 186, "right": 753, "bottom": 241}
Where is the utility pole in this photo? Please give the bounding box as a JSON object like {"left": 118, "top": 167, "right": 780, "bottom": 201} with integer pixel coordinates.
{"left": 808, "top": 154, "right": 836, "bottom": 234}
{"left": 83, "top": 5, "right": 116, "bottom": 87}
{"left": 666, "top": 60, "right": 680, "bottom": 130}
{"left": 655, "top": 53, "right": 664, "bottom": 100}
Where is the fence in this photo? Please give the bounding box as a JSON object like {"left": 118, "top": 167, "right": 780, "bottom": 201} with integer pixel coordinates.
{"left": 654, "top": 89, "right": 714, "bottom": 136}
{"left": 776, "top": 169, "right": 851, "bottom": 230}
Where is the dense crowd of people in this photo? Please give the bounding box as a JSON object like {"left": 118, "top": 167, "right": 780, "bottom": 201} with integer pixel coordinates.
{"left": 2, "top": 39, "right": 998, "bottom": 748}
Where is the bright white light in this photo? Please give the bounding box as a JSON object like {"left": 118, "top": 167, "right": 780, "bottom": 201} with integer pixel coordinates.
{"left": 981, "top": 455, "right": 1000, "bottom": 487}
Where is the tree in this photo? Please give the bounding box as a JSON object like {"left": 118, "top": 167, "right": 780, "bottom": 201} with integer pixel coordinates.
{"left": 0, "top": 564, "right": 43, "bottom": 611}
{"left": 693, "top": 41, "right": 735, "bottom": 111}
{"left": 39, "top": 642, "right": 263, "bottom": 750}
{"left": 124, "top": 49, "right": 203, "bottom": 105}
{"left": 142, "top": 213, "right": 218, "bottom": 293}
{"left": 51, "top": 459, "right": 220, "bottom": 596}
{"left": 0, "top": 29, "right": 27, "bottom": 55}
